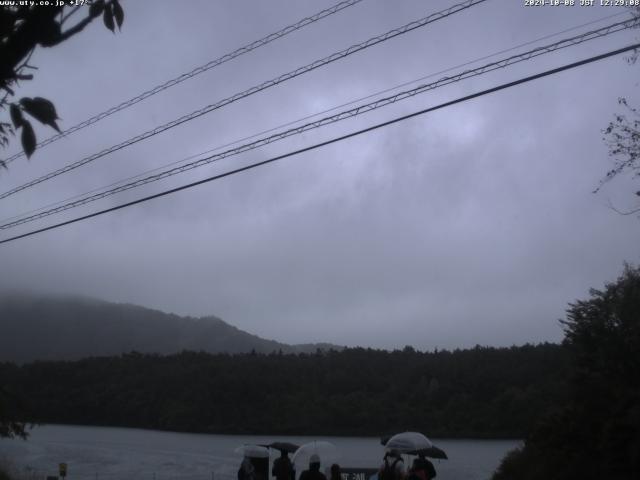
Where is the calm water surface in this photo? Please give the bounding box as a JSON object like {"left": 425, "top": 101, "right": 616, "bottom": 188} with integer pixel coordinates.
{"left": 0, "top": 425, "right": 520, "bottom": 480}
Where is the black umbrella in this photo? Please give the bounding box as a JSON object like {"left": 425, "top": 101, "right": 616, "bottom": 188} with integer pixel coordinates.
{"left": 267, "top": 442, "right": 300, "bottom": 454}
{"left": 408, "top": 447, "right": 448, "bottom": 460}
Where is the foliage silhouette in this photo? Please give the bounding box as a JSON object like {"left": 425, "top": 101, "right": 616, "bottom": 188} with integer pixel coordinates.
{"left": 493, "top": 265, "right": 640, "bottom": 480}
{"left": 0, "top": 1, "right": 123, "bottom": 165}
{"left": 595, "top": 7, "right": 640, "bottom": 214}
{"left": 0, "top": 0, "right": 124, "bottom": 437}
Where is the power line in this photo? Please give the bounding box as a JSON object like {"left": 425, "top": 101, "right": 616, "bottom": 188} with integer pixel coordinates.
{"left": 17, "top": 6, "right": 623, "bottom": 229}
{"left": 2, "top": 17, "right": 636, "bottom": 231}
{"left": 1, "top": 42, "right": 638, "bottom": 246}
{"left": 5, "top": 10, "right": 622, "bottom": 228}
{"left": 2, "top": 9, "right": 626, "bottom": 226}
{"left": 2, "top": 17, "right": 634, "bottom": 228}
{"left": 0, "top": 0, "right": 365, "bottom": 166}
{"left": 0, "top": 0, "right": 487, "bottom": 201}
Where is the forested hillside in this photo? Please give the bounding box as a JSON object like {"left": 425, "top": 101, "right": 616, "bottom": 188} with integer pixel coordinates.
{"left": 1, "top": 344, "right": 568, "bottom": 438}
{"left": 0, "top": 294, "right": 336, "bottom": 362}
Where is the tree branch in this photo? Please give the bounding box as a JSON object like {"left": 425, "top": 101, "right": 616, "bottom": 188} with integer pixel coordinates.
{"left": 51, "top": 13, "right": 95, "bottom": 46}
{"left": 60, "top": 5, "right": 82, "bottom": 26}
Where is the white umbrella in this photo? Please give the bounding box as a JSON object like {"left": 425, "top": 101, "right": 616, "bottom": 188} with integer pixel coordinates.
{"left": 292, "top": 441, "right": 340, "bottom": 471}
{"left": 384, "top": 432, "right": 433, "bottom": 453}
{"left": 235, "top": 445, "right": 270, "bottom": 458}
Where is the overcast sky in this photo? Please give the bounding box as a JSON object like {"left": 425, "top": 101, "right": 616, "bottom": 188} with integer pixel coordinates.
{"left": 1, "top": 0, "right": 639, "bottom": 350}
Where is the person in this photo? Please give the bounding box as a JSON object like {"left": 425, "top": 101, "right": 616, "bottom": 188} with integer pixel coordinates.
{"left": 238, "top": 457, "right": 256, "bottom": 480}
{"left": 409, "top": 456, "right": 436, "bottom": 480}
{"left": 299, "top": 454, "right": 328, "bottom": 480}
{"left": 379, "top": 450, "right": 405, "bottom": 480}
{"left": 272, "top": 450, "right": 295, "bottom": 480}
{"left": 330, "top": 463, "right": 342, "bottom": 480}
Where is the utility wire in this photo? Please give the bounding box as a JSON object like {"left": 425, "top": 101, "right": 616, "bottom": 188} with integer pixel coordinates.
{"left": 0, "top": 0, "right": 487, "bottom": 201}
{"left": 0, "top": 12, "right": 628, "bottom": 228}
{"left": 1, "top": 9, "right": 626, "bottom": 226}
{"left": 7, "top": 15, "right": 628, "bottom": 226}
{"left": 0, "top": 0, "right": 365, "bottom": 166}
{"left": 1, "top": 42, "right": 638, "bottom": 246}
{"left": 1, "top": 17, "right": 636, "bottom": 231}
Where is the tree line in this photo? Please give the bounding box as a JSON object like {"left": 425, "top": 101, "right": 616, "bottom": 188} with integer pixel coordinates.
{"left": 1, "top": 343, "right": 568, "bottom": 439}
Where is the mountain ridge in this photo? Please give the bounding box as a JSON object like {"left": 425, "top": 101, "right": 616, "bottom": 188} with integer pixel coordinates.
{"left": 0, "top": 292, "right": 340, "bottom": 363}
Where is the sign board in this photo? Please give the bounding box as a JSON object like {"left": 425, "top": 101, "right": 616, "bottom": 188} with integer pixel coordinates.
{"left": 339, "top": 468, "right": 378, "bottom": 480}
{"left": 58, "top": 463, "right": 67, "bottom": 478}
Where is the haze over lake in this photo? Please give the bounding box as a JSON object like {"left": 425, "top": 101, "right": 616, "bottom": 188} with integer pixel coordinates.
{"left": 0, "top": 426, "right": 519, "bottom": 480}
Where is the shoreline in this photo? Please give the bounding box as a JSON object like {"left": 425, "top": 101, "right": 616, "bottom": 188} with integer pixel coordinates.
{"left": 20, "top": 423, "right": 524, "bottom": 443}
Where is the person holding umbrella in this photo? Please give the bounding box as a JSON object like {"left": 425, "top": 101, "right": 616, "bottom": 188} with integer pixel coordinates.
{"left": 292, "top": 440, "right": 339, "bottom": 479}
{"left": 379, "top": 450, "right": 405, "bottom": 480}
{"left": 408, "top": 454, "right": 436, "bottom": 480}
{"left": 272, "top": 449, "right": 296, "bottom": 480}
{"left": 299, "top": 454, "right": 327, "bottom": 480}
{"left": 235, "top": 445, "right": 270, "bottom": 480}
{"left": 238, "top": 457, "right": 256, "bottom": 480}
{"left": 329, "top": 464, "right": 342, "bottom": 480}
{"left": 380, "top": 432, "right": 446, "bottom": 480}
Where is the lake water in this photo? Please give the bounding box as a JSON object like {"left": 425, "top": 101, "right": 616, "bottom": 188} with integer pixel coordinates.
{"left": 0, "top": 425, "right": 520, "bottom": 480}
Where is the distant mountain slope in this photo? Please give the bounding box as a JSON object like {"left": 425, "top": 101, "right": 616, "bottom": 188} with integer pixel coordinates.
{"left": 0, "top": 293, "right": 338, "bottom": 362}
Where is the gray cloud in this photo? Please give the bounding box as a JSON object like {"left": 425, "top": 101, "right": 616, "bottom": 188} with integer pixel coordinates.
{"left": 1, "top": 0, "right": 639, "bottom": 350}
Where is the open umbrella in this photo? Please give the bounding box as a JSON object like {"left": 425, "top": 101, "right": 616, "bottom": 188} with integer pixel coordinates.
{"left": 292, "top": 441, "right": 340, "bottom": 470}
{"left": 381, "top": 432, "right": 447, "bottom": 460}
{"left": 383, "top": 432, "right": 432, "bottom": 452}
{"left": 268, "top": 442, "right": 300, "bottom": 454}
{"left": 235, "top": 445, "right": 270, "bottom": 458}
{"left": 408, "top": 447, "right": 448, "bottom": 460}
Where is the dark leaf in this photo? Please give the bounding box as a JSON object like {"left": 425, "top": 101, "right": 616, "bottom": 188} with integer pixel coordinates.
{"left": 9, "top": 104, "right": 23, "bottom": 129}
{"left": 103, "top": 5, "right": 115, "bottom": 32}
{"left": 20, "top": 97, "right": 60, "bottom": 132}
{"left": 21, "top": 120, "right": 36, "bottom": 158}
{"left": 0, "top": 160, "right": 6, "bottom": 170}
{"left": 112, "top": 0, "right": 124, "bottom": 29}
{"left": 90, "top": 0, "right": 105, "bottom": 17}
{"left": 37, "top": 20, "right": 62, "bottom": 47}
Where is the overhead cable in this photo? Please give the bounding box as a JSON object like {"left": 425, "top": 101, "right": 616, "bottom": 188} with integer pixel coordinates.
{"left": 3, "top": 8, "right": 625, "bottom": 226}
{"left": 0, "top": 0, "right": 487, "bottom": 200}
{"left": 1, "top": 17, "right": 637, "bottom": 231}
{"left": 1, "top": 42, "right": 638, "bottom": 246}
{"left": 0, "top": 0, "right": 365, "bottom": 166}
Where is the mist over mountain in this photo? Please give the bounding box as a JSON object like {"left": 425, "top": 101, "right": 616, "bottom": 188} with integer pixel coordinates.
{"left": 0, "top": 293, "right": 339, "bottom": 362}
